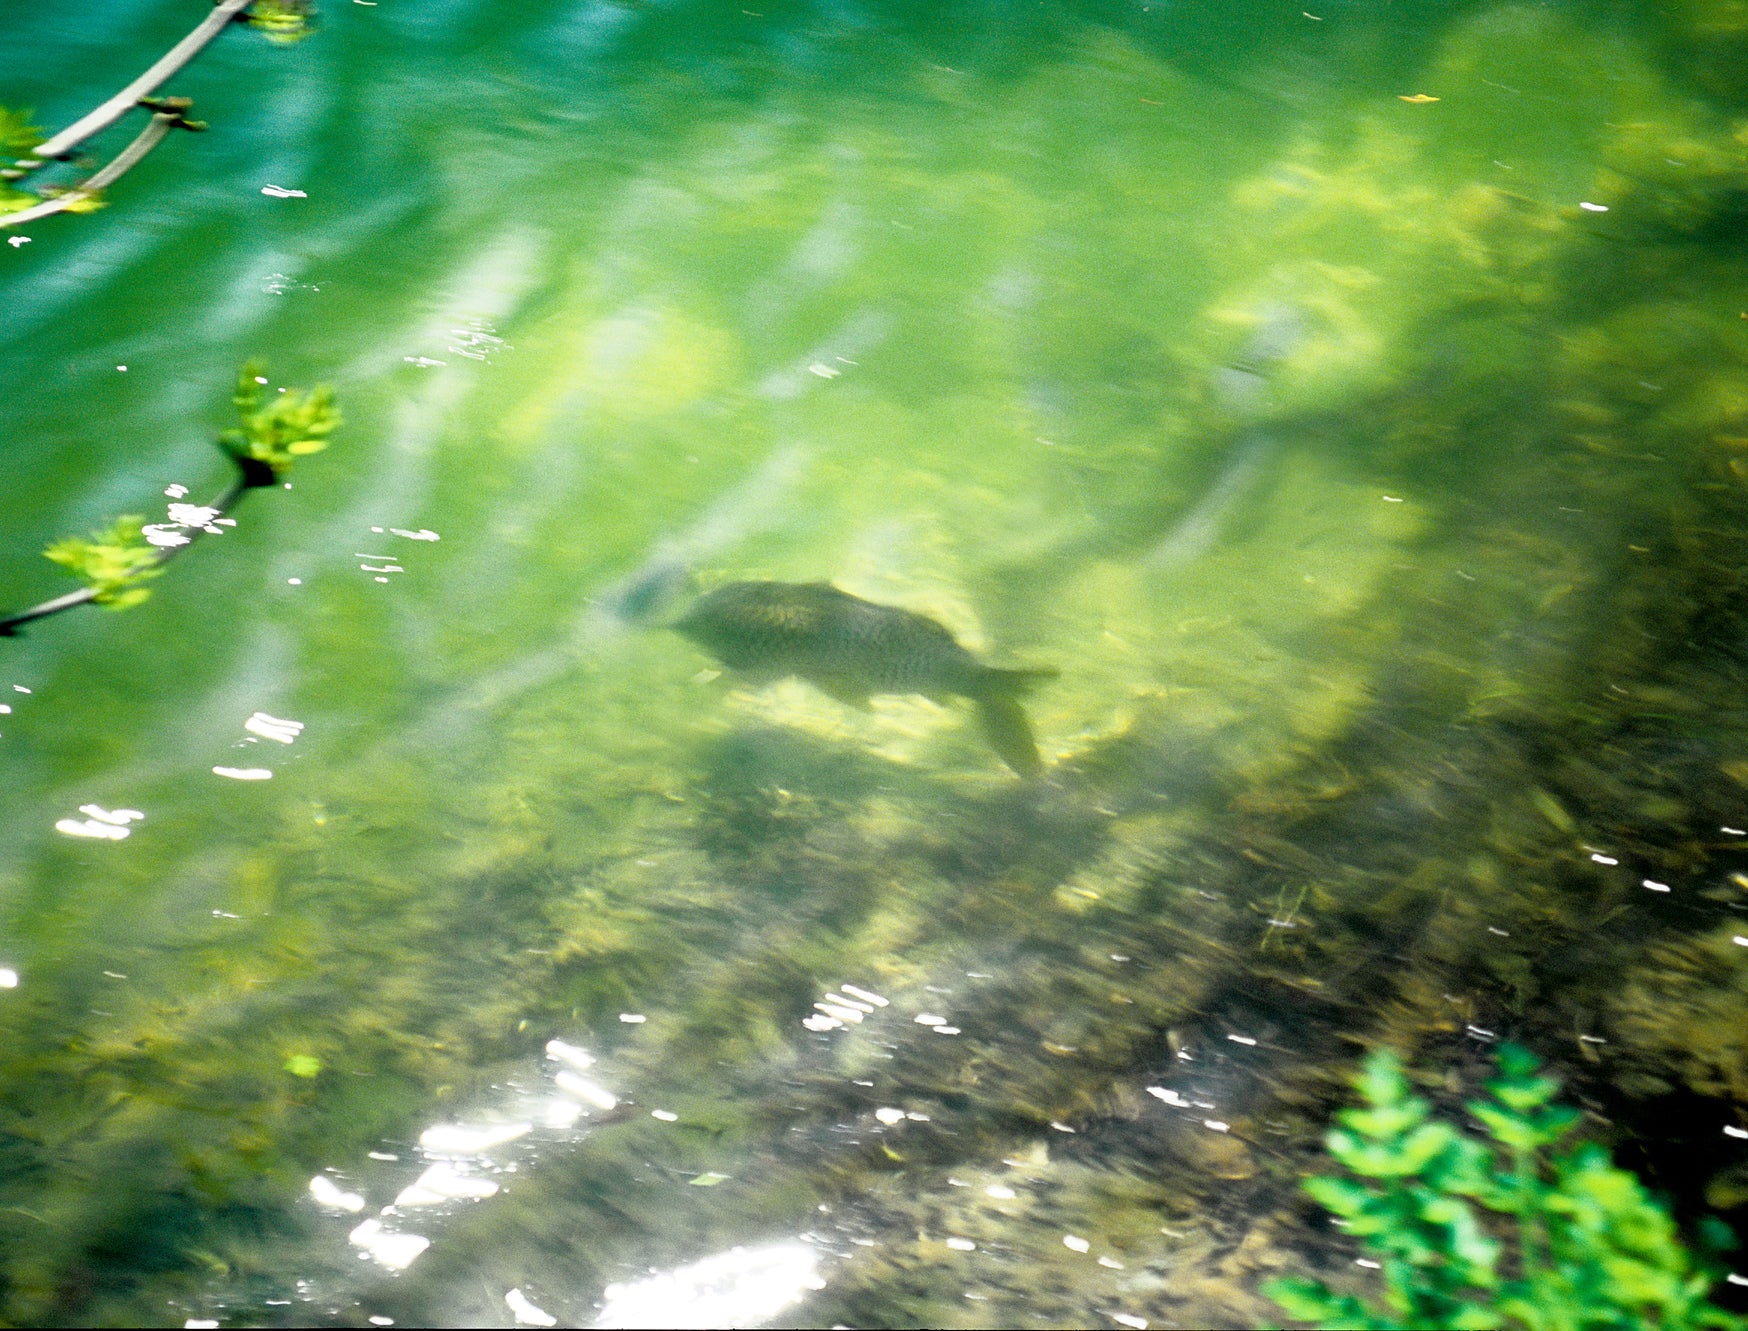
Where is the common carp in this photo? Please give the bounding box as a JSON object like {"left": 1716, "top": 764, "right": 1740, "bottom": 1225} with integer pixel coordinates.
{"left": 673, "top": 580, "right": 1056, "bottom": 776}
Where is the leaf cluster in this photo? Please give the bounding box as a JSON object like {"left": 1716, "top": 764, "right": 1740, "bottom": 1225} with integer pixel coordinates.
{"left": 43, "top": 515, "right": 164, "bottom": 610}
{"left": 220, "top": 359, "right": 340, "bottom": 478}
{"left": 0, "top": 105, "right": 41, "bottom": 158}
{"left": 244, "top": 0, "right": 317, "bottom": 44}
{"left": 1268, "top": 1046, "right": 1744, "bottom": 1331}
{"left": 0, "top": 105, "right": 44, "bottom": 217}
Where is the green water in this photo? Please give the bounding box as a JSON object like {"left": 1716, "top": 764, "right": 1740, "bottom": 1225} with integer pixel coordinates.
{"left": 3, "top": 1, "right": 1748, "bottom": 1325}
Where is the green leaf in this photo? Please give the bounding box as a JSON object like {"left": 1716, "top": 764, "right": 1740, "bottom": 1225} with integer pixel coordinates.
{"left": 0, "top": 186, "right": 40, "bottom": 217}
{"left": 1273, "top": 1044, "right": 1748, "bottom": 1331}
{"left": 0, "top": 105, "right": 43, "bottom": 157}
{"left": 245, "top": 0, "right": 317, "bottom": 44}
{"left": 1305, "top": 1174, "right": 1377, "bottom": 1217}
{"left": 1264, "top": 1277, "right": 1391, "bottom": 1329}
{"left": 282, "top": 1054, "right": 322, "bottom": 1078}
{"left": 103, "top": 587, "right": 153, "bottom": 612}
{"left": 43, "top": 514, "right": 164, "bottom": 608}
{"left": 220, "top": 360, "right": 340, "bottom": 478}
{"left": 1469, "top": 1101, "right": 1548, "bottom": 1152}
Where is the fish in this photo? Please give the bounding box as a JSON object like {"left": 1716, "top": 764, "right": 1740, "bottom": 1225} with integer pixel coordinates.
{"left": 673, "top": 580, "right": 1057, "bottom": 776}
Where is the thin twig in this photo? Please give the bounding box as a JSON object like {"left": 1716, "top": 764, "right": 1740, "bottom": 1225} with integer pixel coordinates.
{"left": 22, "top": 0, "right": 252, "bottom": 166}
{"left": 0, "top": 586, "right": 102, "bottom": 636}
{"left": 0, "top": 454, "right": 276, "bottom": 638}
{"left": 0, "top": 109, "right": 196, "bottom": 227}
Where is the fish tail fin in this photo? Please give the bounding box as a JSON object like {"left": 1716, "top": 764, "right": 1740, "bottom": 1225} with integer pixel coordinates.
{"left": 972, "top": 667, "right": 1057, "bottom": 776}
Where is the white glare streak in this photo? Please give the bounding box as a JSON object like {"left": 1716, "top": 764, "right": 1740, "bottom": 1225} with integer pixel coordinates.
{"left": 56, "top": 819, "right": 130, "bottom": 840}
{"left": 1113, "top": 1316, "right": 1150, "bottom": 1330}
{"left": 544, "top": 1098, "right": 585, "bottom": 1129}
{"left": 347, "top": 1219, "right": 429, "bottom": 1269}
{"left": 394, "top": 1163, "right": 500, "bottom": 1207}
{"left": 212, "top": 766, "right": 273, "bottom": 780}
{"left": 1063, "top": 1235, "right": 1091, "bottom": 1253}
{"left": 1724, "top": 1126, "right": 1747, "bottom": 1139}
{"left": 506, "top": 1288, "right": 558, "bottom": 1327}
{"left": 1147, "top": 1087, "right": 1191, "bottom": 1107}
{"left": 554, "top": 1071, "right": 618, "bottom": 1110}
{"left": 946, "top": 1236, "right": 975, "bottom": 1251}
{"left": 595, "top": 1243, "right": 824, "bottom": 1330}
{"left": 915, "top": 1013, "right": 946, "bottom": 1026}
{"left": 839, "top": 983, "right": 888, "bottom": 1007}
{"left": 390, "top": 527, "right": 441, "bottom": 541}
{"left": 418, "top": 1121, "right": 531, "bottom": 1154}
{"left": 166, "top": 502, "right": 221, "bottom": 530}
{"left": 83, "top": 804, "right": 143, "bottom": 825}
{"left": 245, "top": 712, "right": 305, "bottom": 743}
{"left": 56, "top": 805, "right": 144, "bottom": 839}
{"left": 308, "top": 1175, "right": 365, "bottom": 1212}
{"left": 874, "top": 1108, "right": 906, "bottom": 1125}
{"left": 545, "top": 1039, "right": 595, "bottom": 1070}
{"left": 0, "top": 970, "right": 17, "bottom": 988}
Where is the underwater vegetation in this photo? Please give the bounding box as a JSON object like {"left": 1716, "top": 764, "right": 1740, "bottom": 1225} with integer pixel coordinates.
{"left": 1269, "top": 1046, "right": 1745, "bottom": 1331}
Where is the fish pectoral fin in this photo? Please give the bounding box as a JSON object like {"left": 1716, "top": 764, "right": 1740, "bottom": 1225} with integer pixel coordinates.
{"left": 975, "top": 693, "right": 1043, "bottom": 777}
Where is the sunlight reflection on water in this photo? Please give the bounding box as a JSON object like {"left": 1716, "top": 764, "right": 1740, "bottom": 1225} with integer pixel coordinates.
{"left": 594, "top": 1242, "right": 825, "bottom": 1331}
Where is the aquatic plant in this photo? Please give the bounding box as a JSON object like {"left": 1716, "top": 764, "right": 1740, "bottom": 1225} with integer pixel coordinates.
{"left": 1268, "top": 1046, "right": 1744, "bottom": 1331}
{"left": 0, "top": 361, "right": 335, "bottom": 636}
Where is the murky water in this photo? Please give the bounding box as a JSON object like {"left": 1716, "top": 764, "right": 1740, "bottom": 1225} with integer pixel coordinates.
{"left": 3, "top": 1, "right": 1747, "bottom": 1326}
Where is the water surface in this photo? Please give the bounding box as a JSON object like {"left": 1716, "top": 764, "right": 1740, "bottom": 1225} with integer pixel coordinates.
{"left": 3, "top": 1, "right": 1747, "bottom": 1326}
